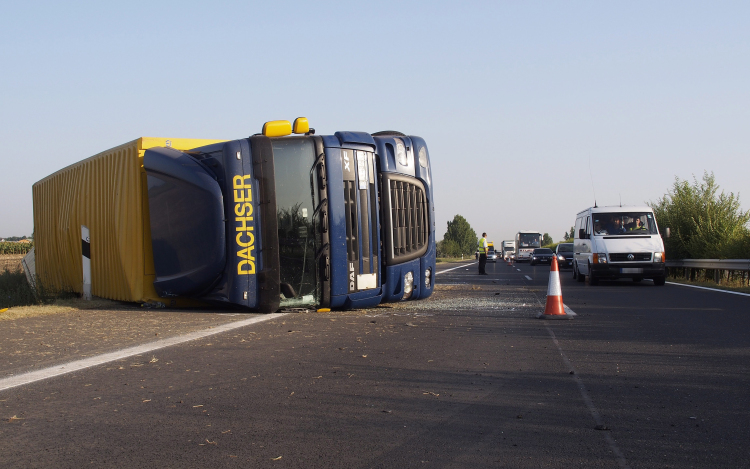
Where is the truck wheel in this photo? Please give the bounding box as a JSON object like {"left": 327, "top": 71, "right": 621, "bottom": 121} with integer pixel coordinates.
{"left": 653, "top": 276, "right": 666, "bottom": 286}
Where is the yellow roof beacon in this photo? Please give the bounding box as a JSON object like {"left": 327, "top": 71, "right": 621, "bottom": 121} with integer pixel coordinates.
{"left": 292, "top": 117, "right": 310, "bottom": 134}
{"left": 262, "top": 120, "right": 292, "bottom": 137}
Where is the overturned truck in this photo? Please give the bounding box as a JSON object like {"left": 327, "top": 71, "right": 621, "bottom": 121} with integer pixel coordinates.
{"left": 32, "top": 119, "right": 436, "bottom": 312}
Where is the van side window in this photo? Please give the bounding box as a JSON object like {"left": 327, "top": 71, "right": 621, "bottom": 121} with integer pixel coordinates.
{"left": 574, "top": 217, "right": 582, "bottom": 238}
{"left": 585, "top": 216, "right": 592, "bottom": 237}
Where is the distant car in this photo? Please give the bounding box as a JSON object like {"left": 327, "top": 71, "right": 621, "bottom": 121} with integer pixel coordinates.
{"left": 487, "top": 249, "right": 498, "bottom": 262}
{"left": 555, "top": 243, "right": 574, "bottom": 269}
{"left": 529, "top": 248, "right": 554, "bottom": 266}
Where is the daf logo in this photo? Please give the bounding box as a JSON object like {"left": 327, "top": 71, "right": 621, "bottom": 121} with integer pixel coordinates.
{"left": 627, "top": 254, "right": 634, "bottom": 261}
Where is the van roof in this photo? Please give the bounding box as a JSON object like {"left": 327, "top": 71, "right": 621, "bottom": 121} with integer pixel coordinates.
{"left": 576, "top": 205, "right": 654, "bottom": 217}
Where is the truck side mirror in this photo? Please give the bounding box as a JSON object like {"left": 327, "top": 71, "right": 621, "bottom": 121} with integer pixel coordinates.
{"left": 578, "top": 228, "right": 586, "bottom": 239}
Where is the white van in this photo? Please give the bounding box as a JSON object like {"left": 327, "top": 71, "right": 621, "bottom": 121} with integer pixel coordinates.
{"left": 573, "top": 206, "right": 666, "bottom": 286}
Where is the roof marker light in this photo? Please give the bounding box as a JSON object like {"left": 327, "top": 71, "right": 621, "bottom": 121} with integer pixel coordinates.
{"left": 262, "top": 120, "right": 292, "bottom": 137}
{"left": 293, "top": 117, "right": 310, "bottom": 134}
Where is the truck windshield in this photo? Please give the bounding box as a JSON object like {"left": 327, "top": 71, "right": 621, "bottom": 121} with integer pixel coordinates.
{"left": 592, "top": 212, "right": 658, "bottom": 236}
{"left": 271, "top": 138, "right": 320, "bottom": 307}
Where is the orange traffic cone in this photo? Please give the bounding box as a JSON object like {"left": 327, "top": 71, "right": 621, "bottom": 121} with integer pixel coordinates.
{"left": 538, "top": 256, "right": 574, "bottom": 319}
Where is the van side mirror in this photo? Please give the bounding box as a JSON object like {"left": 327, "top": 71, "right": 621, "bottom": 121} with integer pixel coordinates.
{"left": 665, "top": 227, "right": 671, "bottom": 238}
{"left": 578, "top": 228, "right": 586, "bottom": 239}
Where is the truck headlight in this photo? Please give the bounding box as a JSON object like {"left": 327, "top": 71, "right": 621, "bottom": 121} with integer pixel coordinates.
{"left": 654, "top": 252, "right": 664, "bottom": 262}
{"left": 403, "top": 272, "right": 414, "bottom": 299}
{"left": 396, "top": 141, "right": 408, "bottom": 166}
{"left": 424, "top": 268, "right": 432, "bottom": 288}
{"left": 593, "top": 253, "right": 608, "bottom": 264}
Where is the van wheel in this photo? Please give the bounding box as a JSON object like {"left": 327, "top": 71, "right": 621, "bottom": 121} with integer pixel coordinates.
{"left": 653, "top": 276, "right": 666, "bottom": 286}
{"left": 576, "top": 264, "right": 585, "bottom": 283}
{"left": 588, "top": 265, "right": 599, "bottom": 285}
{"left": 572, "top": 267, "right": 577, "bottom": 280}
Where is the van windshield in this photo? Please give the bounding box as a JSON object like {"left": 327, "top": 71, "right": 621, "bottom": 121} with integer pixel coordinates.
{"left": 592, "top": 212, "right": 658, "bottom": 236}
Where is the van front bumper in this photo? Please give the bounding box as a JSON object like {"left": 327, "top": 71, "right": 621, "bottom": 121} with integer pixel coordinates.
{"left": 590, "top": 263, "right": 665, "bottom": 279}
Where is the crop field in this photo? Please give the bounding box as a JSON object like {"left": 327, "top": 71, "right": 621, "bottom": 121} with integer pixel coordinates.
{"left": 0, "top": 242, "right": 33, "bottom": 255}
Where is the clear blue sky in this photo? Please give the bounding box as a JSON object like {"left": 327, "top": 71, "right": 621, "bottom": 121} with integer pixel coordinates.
{"left": 2, "top": 1, "right": 749, "bottom": 242}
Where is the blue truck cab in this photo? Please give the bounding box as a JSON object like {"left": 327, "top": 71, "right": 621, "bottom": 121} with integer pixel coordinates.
{"left": 142, "top": 119, "right": 435, "bottom": 312}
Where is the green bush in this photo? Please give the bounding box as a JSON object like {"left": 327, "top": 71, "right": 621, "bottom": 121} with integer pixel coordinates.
{"left": 650, "top": 172, "right": 750, "bottom": 259}
{"left": 0, "top": 269, "right": 77, "bottom": 309}
{"left": 0, "top": 269, "right": 38, "bottom": 308}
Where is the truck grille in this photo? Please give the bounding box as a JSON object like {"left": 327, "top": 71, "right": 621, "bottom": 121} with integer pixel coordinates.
{"left": 609, "top": 253, "right": 652, "bottom": 262}
{"left": 382, "top": 174, "right": 429, "bottom": 265}
{"left": 343, "top": 180, "right": 358, "bottom": 264}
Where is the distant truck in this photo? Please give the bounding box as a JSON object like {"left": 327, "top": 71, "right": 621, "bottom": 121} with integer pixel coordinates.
{"left": 501, "top": 240, "right": 515, "bottom": 260}
{"left": 32, "top": 119, "right": 436, "bottom": 312}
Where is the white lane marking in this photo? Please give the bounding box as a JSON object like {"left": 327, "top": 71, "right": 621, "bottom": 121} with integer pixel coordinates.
{"left": 516, "top": 269, "right": 521, "bottom": 272}
{"left": 530, "top": 292, "right": 619, "bottom": 464}
{"left": 544, "top": 326, "right": 629, "bottom": 468}
{"left": 666, "top": 281, "right": 750, "bottom": 297}
{"left": 524, "top": 275, "right": 532, "bottom": 281}
{"left": 0, "top": 313, "right": 288, "bottom": 393}
{"left": 436, "top": 262, "right": 476, "bottom": 275}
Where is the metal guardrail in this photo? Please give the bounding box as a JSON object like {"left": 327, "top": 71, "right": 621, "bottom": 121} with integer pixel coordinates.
{"left": 666, "top": 259, "right": 750, "bottom": 271}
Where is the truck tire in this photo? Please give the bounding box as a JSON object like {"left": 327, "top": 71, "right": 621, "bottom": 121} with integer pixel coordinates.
{"left": 653, "top": 276, "right": 666, "bottom": 286}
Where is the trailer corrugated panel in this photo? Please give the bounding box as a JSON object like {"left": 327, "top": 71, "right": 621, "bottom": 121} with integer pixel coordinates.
{"left": 32, "top": 137, "right": 226, "bottom": 303}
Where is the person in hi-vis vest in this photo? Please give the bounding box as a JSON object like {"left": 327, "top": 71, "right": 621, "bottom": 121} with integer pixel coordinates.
{"left": 478, "top": 233, "right": 488, "bottom": 275}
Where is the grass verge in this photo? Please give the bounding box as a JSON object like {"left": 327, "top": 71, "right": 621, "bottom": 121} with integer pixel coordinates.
{"left": 0, "top": 297, "right": 127, "bottom": 321}
{"left": 436, "top": 257, "right": 477, "bottom": 263}
{"left": 0, "top": 268, "right": 80, "bottom": 314}
{"left": 666, "top": 276, "right": 750, "bottom": 294}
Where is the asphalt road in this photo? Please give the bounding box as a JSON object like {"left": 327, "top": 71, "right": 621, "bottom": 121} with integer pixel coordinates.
{"left": 1, "top": 260, "right": 748, "bottom": 468}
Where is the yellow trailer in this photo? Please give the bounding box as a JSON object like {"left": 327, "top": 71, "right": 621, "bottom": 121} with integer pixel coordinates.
{"left": 32, "top": 137, "right": 225, "bottom": 304}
